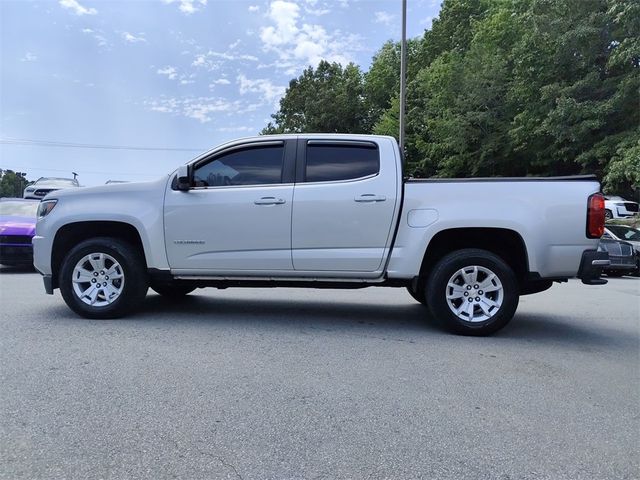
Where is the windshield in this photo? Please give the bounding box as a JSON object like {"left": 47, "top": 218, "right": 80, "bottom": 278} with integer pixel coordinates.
{"left": 34, "top": 178, "right": 76, "bottom": 187}
{"left": 35, "top": 178, "right": 77, "bottom": 187}
{"left": 607, "top": 225, "right": 640, "bottom": 241}
{"left": 0, "top": 201, "right": 39, "bottom": 217}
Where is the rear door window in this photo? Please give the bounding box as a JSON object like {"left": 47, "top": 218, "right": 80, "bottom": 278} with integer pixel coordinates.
{"left": 304, "top": 143, "right": 379, "bottom": 183}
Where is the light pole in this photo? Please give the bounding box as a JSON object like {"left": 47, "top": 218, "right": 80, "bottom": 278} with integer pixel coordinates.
{"left": 399, "top": 0, "right": 407, "bottom": 159}
{"left": 400, "top": 0, "right": 407, "bottom": 158}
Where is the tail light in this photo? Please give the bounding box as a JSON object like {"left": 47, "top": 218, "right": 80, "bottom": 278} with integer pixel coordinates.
{"left": 586, "top": 193, "right": 605, "bottom": 238}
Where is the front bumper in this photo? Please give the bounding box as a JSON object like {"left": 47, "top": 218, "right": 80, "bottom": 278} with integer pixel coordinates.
{"left": 577, "top": 249, "right": 609, "bottom": 285}
{"left": 604, "top": 255, "right": 637, "bottom": 274}
{"left": 0, "top": 244, "right": 34, "bottom": 266}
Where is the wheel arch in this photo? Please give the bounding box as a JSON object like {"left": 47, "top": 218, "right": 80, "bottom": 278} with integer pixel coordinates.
{"left": 419, "top": 227, "right": 530, "bottom": 285}
{"left": 51, "top": 221, "right": 147, "bottom": 289}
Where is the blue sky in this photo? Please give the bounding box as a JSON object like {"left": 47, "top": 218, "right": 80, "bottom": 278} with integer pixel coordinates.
{"left": 1, "top": 0, "right": 441, "bottom": 186}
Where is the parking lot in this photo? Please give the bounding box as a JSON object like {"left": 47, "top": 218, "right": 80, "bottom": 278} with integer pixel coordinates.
{"left": 1, "top": 268, "right": 638, "bottom": 479}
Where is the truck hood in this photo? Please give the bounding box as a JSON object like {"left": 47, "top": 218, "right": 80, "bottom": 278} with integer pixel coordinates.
{"left": 44, "top": 175, "right": 171, "bottom": 200}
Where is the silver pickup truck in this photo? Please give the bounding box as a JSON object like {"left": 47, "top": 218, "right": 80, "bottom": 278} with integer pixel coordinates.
{"left": 33, "top": 134, "right": 608, "bottom": 335}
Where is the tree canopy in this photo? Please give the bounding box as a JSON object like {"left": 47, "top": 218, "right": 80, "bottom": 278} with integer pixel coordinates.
{"left": 0, "top": 170, "right": 31, "bottom": 198}
{"left": 262, "top": 0, "right": 639, "bottom": 197}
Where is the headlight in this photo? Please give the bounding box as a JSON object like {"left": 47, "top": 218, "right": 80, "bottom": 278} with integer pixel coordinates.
{"left": 37, "top": 200, "right": 58, "bottom": 219}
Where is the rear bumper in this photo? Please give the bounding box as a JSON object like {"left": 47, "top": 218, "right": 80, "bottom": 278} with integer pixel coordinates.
{"left": 577, "top": 249, "right": 609, "bottom": 285}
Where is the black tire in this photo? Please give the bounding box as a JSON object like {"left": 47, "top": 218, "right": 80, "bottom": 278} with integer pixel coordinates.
{"left": 150, "top": 283, "right": 196, "bottom": 298}
{"left": 59, "top": 237, "right": 148, "bottom": 319}
{"left": 604, "top": 209, "right": 613, "bottom": 220}
{"left": 406, "top": 281, "right": 427, "bottom": 306}
{"left": 425, "top": 248, "right": 519, "bottom": 336}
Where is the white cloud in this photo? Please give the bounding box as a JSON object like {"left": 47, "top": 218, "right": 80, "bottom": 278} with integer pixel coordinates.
{"left": 146, "top": 96, "right": 240, "bottom": 123}
{"left": 261, "top": 1, "right": 300, "bottom": 47}
{"left": 303, "top": 0, "right": 329, "bottom": 16}
{"left": 374, "top": 11, "right": 396, "bottom": 26}
{"left": 122, "top": 32, "right": 147, "bottom": 43}
{"left": 237, "top": 74, "right": 285, "bottom": 106}
{"left": 191, "top": 49, "right": 258, "bottom": 71}
{"left": 248, "top": 5, "right": 259, "bottom": 12}
{"left": 21, "top": 52, "right": 38, "bottom": 62}
{"left": 210, "top": 78, "right": 231, "bottom": 88}
{"left": 59, "top": 0, "right": 97, "bottom": 15}
{"left": 81, "top": 28, "right": 109, "bottom": 48}
{"left": 259, "top": 0, "right": 361, "bottom": 71}
{"left": 156, "top": 66, "right": 196, "bottom": 85}
{"left": 162, "top": 0, "right": 207, "bottom": 15}
{"left": 157, "top": 66, "right": 178, "bottom": 80}
{"left": 217, "top": 126, "right": 255, "bottom": 132}
{"left": 94, "top": 34, "right": 108, "bottom": 47}
{"left": 305, "top": 7, "right": 330, "bottom": 15}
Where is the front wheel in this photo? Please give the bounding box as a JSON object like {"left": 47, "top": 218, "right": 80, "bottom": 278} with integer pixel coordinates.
{"left": 425, "top": 249, "right": 519, "bottom": 336}
{"left": 604, "top": 209, "right": 613, "bottom": 220}
{"left": 59, "top": 237, "right": 148, "bottom": 319}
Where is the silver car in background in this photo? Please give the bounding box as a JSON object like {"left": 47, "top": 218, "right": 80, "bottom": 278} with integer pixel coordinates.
{"left": 604, "top": 224, "right": 640, "bottom": 276}
{"left": 598, "top": 236, "right": 637, "bottom": 277}
{"left": 23, "top": 177, "right": 80, "bottom": 200}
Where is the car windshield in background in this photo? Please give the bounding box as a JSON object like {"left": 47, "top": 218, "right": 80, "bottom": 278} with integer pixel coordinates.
{"left": 0, "top": 201, "right": 39, "bottom": 217}
{"left": 608, "top": 225, "right": 640, "bottom": 241}
{"left": 36, "top": 178, "right": 77, "bottom": 187}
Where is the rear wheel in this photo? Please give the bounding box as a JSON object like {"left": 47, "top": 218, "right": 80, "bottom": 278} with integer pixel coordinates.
{"left": 604, "top": 209, "right": 613, "bottom": 220}
{"left": 59, "top": 237, "right": 148, "bottom": 319}
{"left": 425, "top": 249, "right": 519, "bottom": 336}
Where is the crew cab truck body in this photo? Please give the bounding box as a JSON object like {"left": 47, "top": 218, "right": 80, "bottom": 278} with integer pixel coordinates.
{"left": 33, "top": 134, "right": 608, "bottom": 335}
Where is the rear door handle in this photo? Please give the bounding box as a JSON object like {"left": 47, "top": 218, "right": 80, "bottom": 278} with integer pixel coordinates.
{"left": 254, "top": 196, "right": 286, "bottom": 205}
{"left": 354, "top": 194, "right": 386, "bottom": 203}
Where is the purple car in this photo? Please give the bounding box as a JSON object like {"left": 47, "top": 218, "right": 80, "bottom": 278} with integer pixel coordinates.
{"left": 0, "top": 198, "right": 39, "bottom": 266}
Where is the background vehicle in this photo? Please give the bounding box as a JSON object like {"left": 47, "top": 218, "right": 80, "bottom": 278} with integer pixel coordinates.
{"left": 603, "top": 196, "right": 639, "bottom": 220}
{"left": 33, "top": 135, "right": 607, "bottom": 336}
{"left": 0, "top": 198, "right": 39, "bottom": 266}
{"left": 598, "top": 237, "right": 636, "bottom": 277}
{"left": 23, "top": 177, "right": 80, "bottom": 200}
{"left": 604, "top": 224, "right": 640, "bottom": 276}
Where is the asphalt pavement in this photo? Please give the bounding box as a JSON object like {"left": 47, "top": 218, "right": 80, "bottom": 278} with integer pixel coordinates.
{"left": 1, "top": 268, "right": 638, "bottom": 480}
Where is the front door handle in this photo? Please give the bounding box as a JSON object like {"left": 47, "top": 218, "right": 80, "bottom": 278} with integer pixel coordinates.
{"left": 254, "top": 196, "right": 286, "bottom": 205}
{"left": 354, "top": 194, "right": 386, "bottom": 203}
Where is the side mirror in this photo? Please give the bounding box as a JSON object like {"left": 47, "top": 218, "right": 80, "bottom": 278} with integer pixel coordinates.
{"left": 176, "top": 165, "right": 191, "bottom": 191}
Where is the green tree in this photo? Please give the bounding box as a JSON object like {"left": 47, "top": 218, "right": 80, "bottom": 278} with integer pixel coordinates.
{"left": 262, "top": 0, "right": 640, "bottom": 196}
{"left": 261, "top": 61, "right": 368, "bottom": 134}
{"left": 364, "top": 39, "right": 421, "bottom": 130}
{"left": 0, "top": 170, "right": 30, "bottom": 198}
